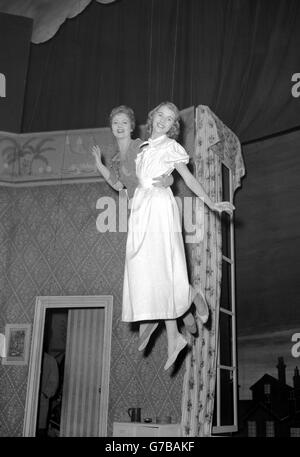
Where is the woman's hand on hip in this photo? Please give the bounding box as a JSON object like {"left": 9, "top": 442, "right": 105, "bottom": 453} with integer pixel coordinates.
{"left": 152, "top": 173, "right": 174, "bottom": 188}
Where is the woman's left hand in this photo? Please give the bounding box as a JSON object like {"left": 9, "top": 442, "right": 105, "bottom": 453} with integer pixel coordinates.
{"left": 213, "top": 201, "right": 235, "bottom": 216}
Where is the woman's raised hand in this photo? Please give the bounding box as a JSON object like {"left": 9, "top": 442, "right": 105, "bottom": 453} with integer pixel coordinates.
{"left": 213, "top": 201, "right": 235, "bottom": 216}
{"left": 91, "top": 145, "right": 103, "bottom": 168}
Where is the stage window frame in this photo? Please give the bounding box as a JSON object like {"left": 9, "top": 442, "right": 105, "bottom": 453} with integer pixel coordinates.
{"left": 212, "top": 163, "right": 238, "bottom": 435}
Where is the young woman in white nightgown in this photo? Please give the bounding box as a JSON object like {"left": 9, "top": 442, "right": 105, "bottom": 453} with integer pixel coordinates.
{"left": 122, "top": 102, "right": 234, "bottom": 370}
{"left": 91, "top": 105, "right": 201, "bottom": 347}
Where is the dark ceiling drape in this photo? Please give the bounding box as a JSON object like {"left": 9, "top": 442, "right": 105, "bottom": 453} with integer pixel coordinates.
{"left": 21, "top": 0, "right": 300, "bottom": 142}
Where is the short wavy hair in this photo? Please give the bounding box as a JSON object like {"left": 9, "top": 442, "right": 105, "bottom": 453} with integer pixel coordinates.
{"left": 146, "top": 101, "right": 180, "bottom": 139}
{"left": 109, "top": 105, "right": 136, "bottom": 130}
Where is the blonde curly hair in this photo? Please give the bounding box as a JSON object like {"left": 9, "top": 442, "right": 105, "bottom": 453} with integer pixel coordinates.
{"left": 146, "top": 101, "right": 180, "bottom": 139}
{"left": 109, "top": 105, "right": 136, "bottom": 130}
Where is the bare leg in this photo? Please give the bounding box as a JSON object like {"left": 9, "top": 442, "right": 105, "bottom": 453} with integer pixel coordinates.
{"left": 165, "top": 319, "right": 180, "bottom": 357}
{"left": 138, "top": 283, "right": 206, "bottom": 350}
{"left": 164, "top": 319, "right": 187, "bottom": 370}
{"left": 139, "top": 323, "right": 148, "bottom": 338}
{"left": 138, "top": 321, "right": 159, "bottom": 351}
{"left": 140, "top": 313, "right": 196, "bottom": 341}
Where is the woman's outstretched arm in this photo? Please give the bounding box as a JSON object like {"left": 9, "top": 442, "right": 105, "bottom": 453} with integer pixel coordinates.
{"left": 91, "top": 145, "right": 124, "bottom": 191}
{"left": 175, "top": 162, "right": 234, "bottom": 215}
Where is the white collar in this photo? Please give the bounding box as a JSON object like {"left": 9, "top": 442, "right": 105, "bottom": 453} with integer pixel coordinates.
{"left": 139, "top": 135, "right": 169, "bottom": 149}
{"left": 149, "top": 134, "right": 168, "bottom": 145}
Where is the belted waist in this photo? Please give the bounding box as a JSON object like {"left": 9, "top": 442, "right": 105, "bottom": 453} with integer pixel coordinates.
{"left": 138, "top": 177, "right": 154, "bottom": 188}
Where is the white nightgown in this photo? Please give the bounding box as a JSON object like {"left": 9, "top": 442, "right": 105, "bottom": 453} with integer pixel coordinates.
{"left": 122, "top": 135, "right": 191, "bottom": 322}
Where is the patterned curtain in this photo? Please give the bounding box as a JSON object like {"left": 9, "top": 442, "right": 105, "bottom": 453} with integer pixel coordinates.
{"left": 181, "top": 106, "right": 244, "bottom": 437}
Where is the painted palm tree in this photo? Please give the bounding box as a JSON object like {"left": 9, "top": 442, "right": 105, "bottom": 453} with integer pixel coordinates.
{"left": 1, "top": 136, "right": 55, "bottom": 176}
{"left": 0, "top": 137, "right": 28, "bottom": 176}
{"left": 22, "top": 137, "right": 55, "bottom": 175}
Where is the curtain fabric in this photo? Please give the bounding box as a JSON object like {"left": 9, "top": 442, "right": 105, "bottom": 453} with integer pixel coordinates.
{"left": 181, "top": 106, "right": 243, "bottom": 436}
{"left": 0, "top": 0, "right": 116, "bottom": 43}
{"left": 16, "top": 0, "right": 300, "bottom": 142}
{"left": 60, "top": 308, "right": 105, "bottom": 436}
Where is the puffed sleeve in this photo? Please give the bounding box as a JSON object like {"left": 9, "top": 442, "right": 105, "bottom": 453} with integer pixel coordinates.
{"left": 165, "top": 140, "right": 189, "bottom": 167}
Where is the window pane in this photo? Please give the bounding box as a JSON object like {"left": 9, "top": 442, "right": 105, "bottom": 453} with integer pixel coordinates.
{"left": 220, "top": 369, "right": 234, "bottom": 426}
{"left": 219, "top": 311, "right": 233, "bottom": 367}
{"left": 222, "top": 164, "right": 230, "bottom": 201}
{"left": 289, "top": 391, "right": 295, "bottom": 400}
{"left": 221, "top": 212, "right": 231, "bottom": 258}
{"left": 248, "top": 421, "right": 257, "bottom": 437}
{"left": 264, "top": 383, "right": 271, "bottom": 394}
{"left": 212, "top": 388, "right": 218, "bottom": 427}
{"left": 220, "top": 260, "right": 232, "bottom": 310}
{"left": 265, "top": 421, "right": 275, "bottom": 437}
{"left": 290, "top": 428, "right": 300, "bottom": 437}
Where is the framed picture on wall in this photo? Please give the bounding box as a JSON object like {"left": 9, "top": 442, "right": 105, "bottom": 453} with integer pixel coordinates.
{"left": 2, "top": 324, "right": 31, "bottom": 366}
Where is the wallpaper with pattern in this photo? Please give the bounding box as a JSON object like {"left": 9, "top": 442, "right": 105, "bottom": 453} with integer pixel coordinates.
{"left": 0, "top": 181, "right": 184, "bottom": 436}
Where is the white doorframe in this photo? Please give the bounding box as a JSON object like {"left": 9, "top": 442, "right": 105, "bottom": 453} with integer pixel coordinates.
{"left": 23, "top": 295, "right": 113, "bottom": 437}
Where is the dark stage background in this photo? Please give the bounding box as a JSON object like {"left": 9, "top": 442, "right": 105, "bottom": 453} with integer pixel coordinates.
{"left": 20, "top": 0, "right": 300, "bottom": 142}
{"left": 236, "top": 130, "right": 300, "bottom": 393}
{"left": 235, "top": 130, "right": 300, "bottom": 435}
{"left": 0, "top": 12, "right": 32, "bottom": 132}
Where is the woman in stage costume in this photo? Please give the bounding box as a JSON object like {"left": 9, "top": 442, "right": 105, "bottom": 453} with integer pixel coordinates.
{"left": 121, "top": 102, "right": 234, "bottom": 370}
{"left": 92, "top": 104, "right": 222, "bottom": 368}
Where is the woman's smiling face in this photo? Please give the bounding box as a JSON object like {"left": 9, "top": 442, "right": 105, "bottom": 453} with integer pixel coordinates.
{"left": 111, "top": 113, "right": 132, "bottom": 139}
{"left": 151, "top": 105, "right": 176, "bottom": 138}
